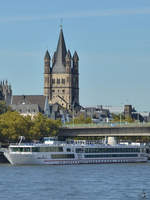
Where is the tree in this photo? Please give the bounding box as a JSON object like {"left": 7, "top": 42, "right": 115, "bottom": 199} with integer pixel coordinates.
{"left": 0, "top": 111, "right": 32, "bottom": 142}
{"left": 29, "top": 113, "right": 61, "bottom": 140}
{"left": 111, "top": 113, "right": 134, "bottom": 123}
{"left": 0, "top": 101, "right": 8, "bottom": 114}
{"left": 0, "top": 112, "right": 62, "bottom": 142}
{"left": 71, "top": 113, "right": 92, "bottom": 124}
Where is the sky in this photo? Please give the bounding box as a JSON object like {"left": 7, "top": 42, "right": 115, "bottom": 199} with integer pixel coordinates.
{"left": 0, "top": 0, "right": 150, "bottom": 111}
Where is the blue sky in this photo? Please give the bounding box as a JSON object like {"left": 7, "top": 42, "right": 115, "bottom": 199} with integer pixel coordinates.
{"left": 0, "top": 0, "right": 150, "bottom": 111}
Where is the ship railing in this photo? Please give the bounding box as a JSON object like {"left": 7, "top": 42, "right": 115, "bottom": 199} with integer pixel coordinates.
{"left": 8, "top": 142, "right": 42, "bottom": 146}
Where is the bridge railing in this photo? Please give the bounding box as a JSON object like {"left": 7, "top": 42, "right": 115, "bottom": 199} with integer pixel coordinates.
{"left": 62, "top": 122, "right": 150, "bottom": 129}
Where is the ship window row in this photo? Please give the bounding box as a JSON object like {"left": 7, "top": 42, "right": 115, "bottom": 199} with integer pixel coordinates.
{"left": 76, "top": 148, "right": 140, "bottom": 153}
{"left": 32, "top": 147, "right": 63, "bottom": 152}
{"left": 10, "top": 147, "right": 63, "bottom": 152}
{"left": 10, "top": 147, "right": 30, "bottom": 152}
{"left": 51, "top": 154, "right": 75, "bottom": 159}
{"left": 84, "top": 154, "right": 138, "bottom": 158}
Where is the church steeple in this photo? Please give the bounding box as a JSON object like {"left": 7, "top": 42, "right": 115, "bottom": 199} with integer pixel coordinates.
{"left": 52, "top": 28, "right": 67, "bottom": 73}
{"left": 44, "top": 27, "right": 79, "bottom": 110}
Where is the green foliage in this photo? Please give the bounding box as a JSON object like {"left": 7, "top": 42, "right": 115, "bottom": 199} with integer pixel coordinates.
{"left": 0, "top": 101, "right": 9, "bottom": 114}
{"left": 111, "top": 113, "right": 134, "bottom": 123}
{"left": 29, "top": 113, "right": 61, "bottom": 140}
{"left": 125, "top": 117, "right": 134, "bottom": 123}
{"left": 118, "top": 136, "right": 150, "bottom": 143}
{"left": 0, "top": 111, "right": 61, "bottom": 143}
{"left": 0, "top": 111, "right": 30, "bottom": 142}
{"left": 68, "top": 113, "right": 92, "bottom": 124}
{"left": 111, "top": 113, "right": 124, "bottom": 122}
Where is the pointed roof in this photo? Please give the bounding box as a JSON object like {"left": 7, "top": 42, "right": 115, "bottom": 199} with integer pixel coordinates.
{"left": 73, "top": 51, "right": 79, "bottom": 61}
{"left": 44, "top": 50, "right": 50, "bottom": 60}
{"left": 65, "top": 50, "right": 71, "bottom": 60}
{"left": 52, "top": 28, "right": 67, "bottom": 73}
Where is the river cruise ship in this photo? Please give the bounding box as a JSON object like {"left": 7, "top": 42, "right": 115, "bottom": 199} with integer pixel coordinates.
{"left": 4, "top": 137, "right": 147, "bottom": 165}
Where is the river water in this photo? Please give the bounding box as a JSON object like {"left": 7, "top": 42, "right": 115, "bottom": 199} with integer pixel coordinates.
{"left": 0, "top": 163, "right": 150, "bottom": 200}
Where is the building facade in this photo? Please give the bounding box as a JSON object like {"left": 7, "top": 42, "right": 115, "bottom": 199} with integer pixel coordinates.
{"left": 11, "top": 95, "right": 46, "bottom": 117}
{"left": 44, "top": 28, "right": 79, "bottom": 110}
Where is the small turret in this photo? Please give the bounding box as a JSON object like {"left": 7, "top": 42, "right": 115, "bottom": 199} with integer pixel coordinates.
{"left": 65, "top": 50, "right": 72, "bottom": 73}
{"left": 73, "top": 51, "right": 79, "bottom": 73}
{"left": 44, "top": 50, "right": 50, "bottom": 60}
{"left": 73, "top": 51, "right": 79, "bottom": 62}
{"left": 44, "top": 50, "right": 51, "bottom": 74}
{"left": 44, "top": 50, "right": 51, "bottom": 97}
{"left": 52, "top": 51, "right": 56, "bottom": 67}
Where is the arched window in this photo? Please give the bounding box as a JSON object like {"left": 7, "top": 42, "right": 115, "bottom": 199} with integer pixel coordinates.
{"left": 62, "top": 79, "right": 65, "bottom": 84}
{"left": 57, "top": 79, "right": 60, "bottom": 84}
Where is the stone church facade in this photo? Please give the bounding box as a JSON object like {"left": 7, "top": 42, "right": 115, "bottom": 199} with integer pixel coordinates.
{"left": 44, "top": 28, "right": 79, "bottom": 110}
{"left": 0, "top": 80, "right": 12, "bottom": 105}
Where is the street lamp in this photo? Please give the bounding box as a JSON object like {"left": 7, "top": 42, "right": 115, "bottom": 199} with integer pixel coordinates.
{"left": 120, "top": 103, "right": 124, "bottom": 126}
{"left": 138, "top": 112, "right": 140, "bottom": 123}
{"left": 72, "top": 103, "right": 75, "bottom": 127}
{"left": 120, "top": 112, "right": 122, "bottom": 125}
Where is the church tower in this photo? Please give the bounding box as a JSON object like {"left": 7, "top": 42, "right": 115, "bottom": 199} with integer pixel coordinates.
{"left": 44, "top": 28, "right": 79, "bottom": 110}
{"left": 0, "top": 80, "right": 12, "bottom": 105}
{"left": 44, "top": 50, "right": 51, "bottom": 97}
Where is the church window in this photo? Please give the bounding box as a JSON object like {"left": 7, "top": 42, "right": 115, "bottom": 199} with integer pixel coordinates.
{"left": 52, "top": 79, "right": 55, "bottom": 84}
{"left": 62, "top": 90, "right": 65, "bottom": 93}
{"left": 58, "top": 90, "right": 59, "bottom": 93}
{"left": 52, "top": 90, "right": 55, "bottom": 93}
{"left": 62, "top": 79, "right": 65, "bottom": 84}
{"left": 67, "top": 77, "right": 69, "bottom": 83}
{"left": 57, "top": 79, "right": 60, "bottom": 84}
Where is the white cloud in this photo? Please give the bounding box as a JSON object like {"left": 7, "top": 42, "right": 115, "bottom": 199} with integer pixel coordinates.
{"left": 0, "top": 8, "right": 150, "bottom": 23}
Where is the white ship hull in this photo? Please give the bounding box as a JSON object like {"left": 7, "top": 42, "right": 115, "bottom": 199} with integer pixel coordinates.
{"left": 4, "top": 152, "right": 147, "bottom": 165}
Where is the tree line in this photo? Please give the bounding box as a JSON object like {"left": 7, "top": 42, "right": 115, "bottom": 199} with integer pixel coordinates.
{"left": 0, "top": 101, "right": 61, "bottom": 143}
{"left": 0, "top": 101, "right": 150, "bottom": 143}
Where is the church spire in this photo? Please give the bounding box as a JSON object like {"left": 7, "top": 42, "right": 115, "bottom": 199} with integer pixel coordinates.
{"left": 56, "top": 27, "right": 67, "bottom": 65}
{"left": 52, "top": 28, "right": 67, "bottom": 73}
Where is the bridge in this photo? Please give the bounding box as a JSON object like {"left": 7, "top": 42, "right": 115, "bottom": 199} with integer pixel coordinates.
{"left": 58, "top": 123, "right": 150, "bottom": 137}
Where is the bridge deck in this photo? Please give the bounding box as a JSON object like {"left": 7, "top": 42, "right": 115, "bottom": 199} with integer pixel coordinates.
{"left": 59, "top": 123, "right": 150, "bottom": 137}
